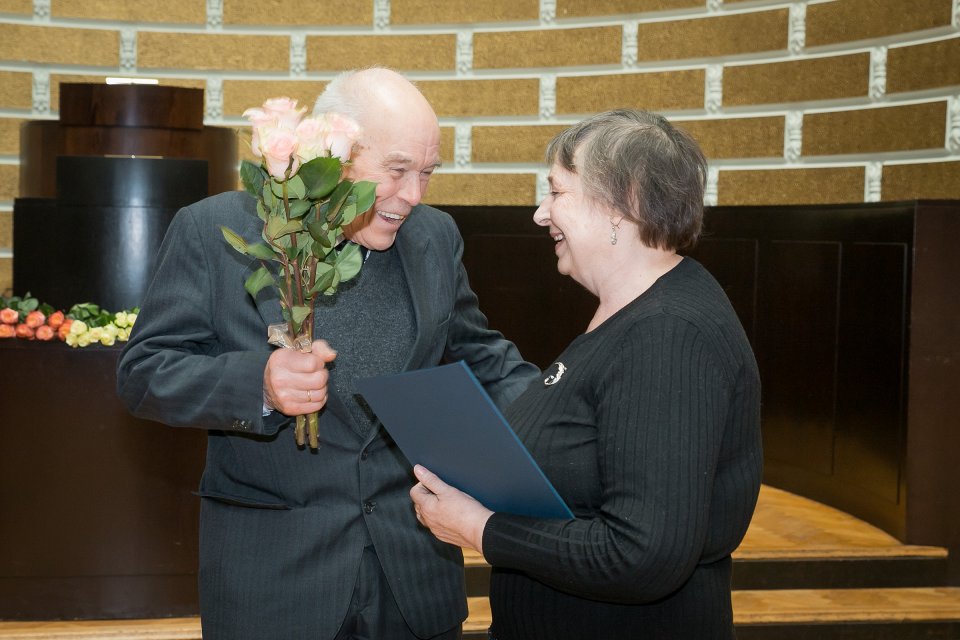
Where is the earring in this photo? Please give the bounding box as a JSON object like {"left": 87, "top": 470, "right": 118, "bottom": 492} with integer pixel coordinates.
{"left": 610, "top": 218, "right": 622, "bottom": 245}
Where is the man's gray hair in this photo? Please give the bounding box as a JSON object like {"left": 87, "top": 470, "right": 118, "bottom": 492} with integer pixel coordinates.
{"left": 313, "top": 67, "right": 409, "bottom": 124}
{"left": 546, "top": 109, "right": 707, "bottom": 251}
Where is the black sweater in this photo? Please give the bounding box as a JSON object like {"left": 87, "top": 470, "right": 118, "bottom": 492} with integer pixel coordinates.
{"left": 483, "top": 257, "right": 763, "bottom": 640}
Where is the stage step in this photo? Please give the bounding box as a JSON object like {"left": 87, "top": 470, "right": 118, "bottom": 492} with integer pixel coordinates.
{"left": 2, "top": 589, "right": 958, "bottom": 640}
{"left": 463, "top": 589, "right": 960, "bottom": 639}
{"left": 465, "top": 485, "right": 949, "bottom": 594}
{"left": 1, "top": 486, "right": 954, "bottom": 639}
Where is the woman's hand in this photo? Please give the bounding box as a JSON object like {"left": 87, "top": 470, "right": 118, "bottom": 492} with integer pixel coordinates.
{"left": 410, "top": 465, "right": 494, "bottom": 554}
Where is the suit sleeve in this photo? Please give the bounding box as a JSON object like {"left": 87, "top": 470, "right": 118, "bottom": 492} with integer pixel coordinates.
{"left": 438, "top": 217, "right": 539, "bottom": 409}
{"left": 482, "top": 315, "right": 734, "bottom": 603}
{"left": 116, "top": 205, "right": 284, "bottom": 435}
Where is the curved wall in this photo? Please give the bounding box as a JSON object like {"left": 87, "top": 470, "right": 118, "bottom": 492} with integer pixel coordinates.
{"left": 1, "top": 0, "right": 958, "bottom": 291}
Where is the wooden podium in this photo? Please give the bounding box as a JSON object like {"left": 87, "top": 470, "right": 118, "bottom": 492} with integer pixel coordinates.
{"left": 13, "top": 83, "right": 237, "bottom": 310}
{"left": 2, "top": 84, "right": 236, "bottom": 620}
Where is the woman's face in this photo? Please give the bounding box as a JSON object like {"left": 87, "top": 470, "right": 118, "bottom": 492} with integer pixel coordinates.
{"left": 533, "top": 163, "right": 612, "bottom": 291}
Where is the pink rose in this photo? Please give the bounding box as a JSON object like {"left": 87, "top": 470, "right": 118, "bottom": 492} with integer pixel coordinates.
{"left": 0, "top": 308, "right": 18, "bottom": 325}
{"left": 243, "top": 97, "right": 307, "bottom": 170}
{"left": 25, "top": 310, "right": 45, "bottom": 328}
{"left": 262, "top": 97, "right": 305, "bottom": 129}
{"left": 35, "top": 325, "right": 55, "bottom": 341}
{"left": 0, "top": 324, "right": 14, "bottom": 338}
{"left": 260, "top": 127, "right": 300, "bottom": 179}
{"left": 296, "top": 112, "right": 361, "bottom": 164}
{"left": 321, "top": 113, "right": 361, "bottom": 162}
{"left": 15, "top": 323, "right": 34, "bottom": 339}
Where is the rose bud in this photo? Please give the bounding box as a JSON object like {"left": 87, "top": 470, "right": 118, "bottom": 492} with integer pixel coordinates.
{"left": 47, "top": 310, "right": 65, "bottom": 329}
{"left": 25, "top": 310, "right": 46, "bottom": 329}
{"left": 15, "top": 323, "right": 35, "bottom": 339}
{"left": 0, "top": 324, "right": 15, "bottom": 338}
{"left": 58, "top": 318, "right": 74, "bottom": 341}
{"left": 35, "top": 325, "right": 55, "bottom": 341}
{"left": 0, "top": 308, "right": 18, "bottom": 325}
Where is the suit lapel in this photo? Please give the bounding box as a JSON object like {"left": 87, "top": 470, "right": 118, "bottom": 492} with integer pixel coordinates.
{"left": 395, "top": 218, "right": 438, "bottom": 371}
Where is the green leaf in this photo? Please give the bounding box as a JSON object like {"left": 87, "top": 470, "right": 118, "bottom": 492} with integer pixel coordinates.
{"left": 246, "top": 241, "right": 276, "bottom": 260}
{"left": 336, "top": 242, "right": 363, "bottom": 282}
{"left": 243, "top": 266, "right": 275, "bottom": 299}
{"left": 262, "top": 182, "right": 277, "bottom": 211}
{"left": 287, "top": 198, "right": 313, "bottom": 219}
{"left": 339, "top": 201, "right": 358, "bottom": 227}
{"left": 324, "top": 269, "right": 342, "bottom": 295}
{"left": 307, "top": 219, "right": 331, "bottom": 247}
{"left": 353, "top": 180, "right": 377, "bottom": 216}
{"left": 298, "top": 156, "right": 342, "bottom": 200}
{"left": 256, "top": 200, "right": 270, "bottom": 222}
{"left": 290, "top": 305, "right": 311, "bottom": 334}
{"left": 286, "top": 175, "right": 306, "bottom": 200}
{"left": 266, "top": 217, "right": 302, "bottom": 240}
{"left": 240, "top": 161, "right": 265, "bottom": 198}
{"left": 323, "top": 179, "right": 354, "bottom": 221}
{"left": 309, "top": 263, "right": 336, "bottom": 294}
{"left": 220, "top": 226, "right": 249, "bottom": 255}
{"left": 311, "top": 240, "right": 331, "bottom": 259}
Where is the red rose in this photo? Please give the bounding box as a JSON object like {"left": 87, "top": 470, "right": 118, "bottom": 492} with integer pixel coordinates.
{"left": 25, "top": 310, "right": 46, "bottom": 329}
{"left": 0, "top": 308, "right": 18, "bottom": 325}
{"left": 0, "top": 324, "right": 14, "bottom": 338}
{"left": 15, "top": 323, "right": 35, "bottom": 339}
{"left": 58, "top": 318, "right": 73, "bottom": 341}
{"left": 47, "top": 310, "right": 65, "bottom": 329}
{"left": 35, "top": 325, "right": 55, "bottom": 341}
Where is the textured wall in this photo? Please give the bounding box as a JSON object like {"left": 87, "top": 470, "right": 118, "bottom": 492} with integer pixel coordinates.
{"left": 1, "top": 0, "right": 959, "bottom": 292}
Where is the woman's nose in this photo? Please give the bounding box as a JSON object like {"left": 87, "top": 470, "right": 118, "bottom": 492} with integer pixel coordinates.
{"left": 533, "top": 202, "right": 550, "bottom": 226}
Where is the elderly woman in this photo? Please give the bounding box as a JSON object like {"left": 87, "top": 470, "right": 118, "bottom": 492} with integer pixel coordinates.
{"left": 410, "top": 109, "right": 762, "bottom": 639}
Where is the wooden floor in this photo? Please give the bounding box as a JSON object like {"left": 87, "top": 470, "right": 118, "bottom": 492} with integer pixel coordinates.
{"left": 3, "top": 486, "right": 958, "bottom": 639}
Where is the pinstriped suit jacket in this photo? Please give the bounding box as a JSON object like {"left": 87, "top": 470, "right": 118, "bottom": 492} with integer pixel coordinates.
{"left": 117, "top": 190, "right": 538, "bottom": 640}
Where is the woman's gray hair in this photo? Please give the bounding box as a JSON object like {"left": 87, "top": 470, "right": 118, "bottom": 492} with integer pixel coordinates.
{"left": 546, "top": 109, "right": 707, "bottom": 251}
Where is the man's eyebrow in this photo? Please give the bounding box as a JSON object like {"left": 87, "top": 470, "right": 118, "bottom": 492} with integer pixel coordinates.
{"left": 382, "top": 152, "right": 414, "bottom": 164}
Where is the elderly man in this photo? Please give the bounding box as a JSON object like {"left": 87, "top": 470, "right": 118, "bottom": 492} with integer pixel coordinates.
{"left": 117, "top": 68, "right": 537, "bottom": 640}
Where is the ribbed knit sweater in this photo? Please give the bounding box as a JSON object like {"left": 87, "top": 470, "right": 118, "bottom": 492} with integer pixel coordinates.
{"left": 483, "top": 257, "right": 763, "bottom": 640}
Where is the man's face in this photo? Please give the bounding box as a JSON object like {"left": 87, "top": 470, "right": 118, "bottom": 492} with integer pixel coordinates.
{"left": 342, "top": 108, "right": 441, "bottom": 251}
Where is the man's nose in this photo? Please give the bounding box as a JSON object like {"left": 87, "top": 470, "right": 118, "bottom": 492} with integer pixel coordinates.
{"left": 398, "top": 173, "right": 423, "bottom": 206}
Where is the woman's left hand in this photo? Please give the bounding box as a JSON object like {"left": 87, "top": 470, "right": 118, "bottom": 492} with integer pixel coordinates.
{"left": 410, "top": 464, "right": 494, "bottom": 554}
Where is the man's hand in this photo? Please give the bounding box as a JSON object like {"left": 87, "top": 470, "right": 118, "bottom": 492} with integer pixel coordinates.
{"left": 410, "top": 464, "right": 493, "bottom": 554}
{"left": 263, "top": 340, "right": 337, "bottom": 415}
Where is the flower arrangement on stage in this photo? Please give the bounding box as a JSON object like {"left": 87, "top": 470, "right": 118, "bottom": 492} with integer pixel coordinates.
{"left": 0, "top": 294, "right": 137, "bottom": 346}
{"left": 219, "top": 97, "right": 376, "bottom": 450}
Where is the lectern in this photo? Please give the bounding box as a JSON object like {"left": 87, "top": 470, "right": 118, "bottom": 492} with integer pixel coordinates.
{"left": 1, "top": 83, "right": 237, "bottom": 620}
{"left": 13, "top": 83, "right": 237, "bottom": 310}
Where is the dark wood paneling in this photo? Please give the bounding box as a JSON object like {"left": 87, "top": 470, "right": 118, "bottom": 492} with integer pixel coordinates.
{"left": 58, "top": 84, "right": 205, "bottom": 129}
{"left": 18, "top": 84, "right": 237, "bottom": 198}
{"left": 448, "top": 201, "right": 960, "bottom": 582}
{"left": 0, "top": 341, "right": 205, "bottom": 619}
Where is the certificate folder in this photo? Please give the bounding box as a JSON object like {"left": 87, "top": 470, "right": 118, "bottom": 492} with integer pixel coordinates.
{"left": 357, "top": 361, "right": 574, "bottom": 520}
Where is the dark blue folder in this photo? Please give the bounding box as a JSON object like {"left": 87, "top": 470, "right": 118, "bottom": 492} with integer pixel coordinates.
{"left": 356, "top": 361, "right": 574, "bottom": 519}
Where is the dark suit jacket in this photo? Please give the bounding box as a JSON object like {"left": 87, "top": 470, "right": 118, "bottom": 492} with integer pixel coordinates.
{"left": 117, "top": 190, "right": 538, "bottom": 640}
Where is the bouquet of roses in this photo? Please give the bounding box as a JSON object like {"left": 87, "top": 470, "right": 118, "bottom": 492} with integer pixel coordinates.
{"left": 1, "top": 294, "right": 137, "bottom": 346}
{"left": 221, "top": 97, "right": 375, "bottom": 449}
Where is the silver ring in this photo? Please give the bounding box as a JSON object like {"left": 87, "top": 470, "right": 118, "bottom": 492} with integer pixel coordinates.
{"left": 307, "top": 389, "right": 313, "bottom": 403}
